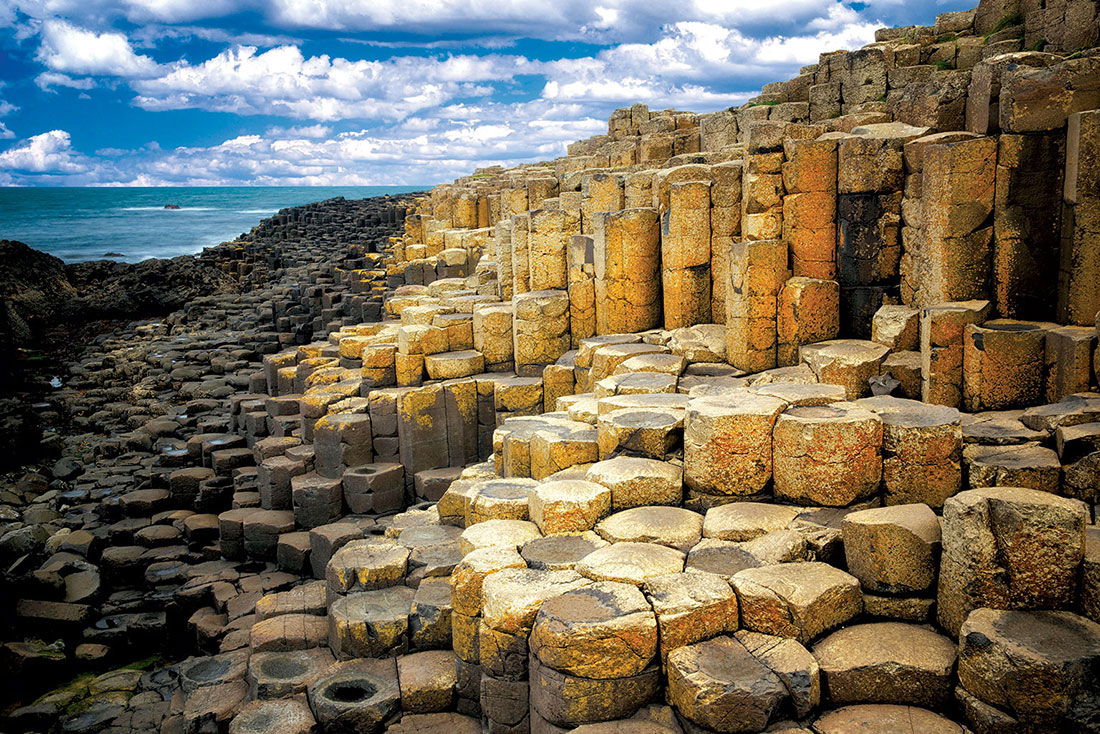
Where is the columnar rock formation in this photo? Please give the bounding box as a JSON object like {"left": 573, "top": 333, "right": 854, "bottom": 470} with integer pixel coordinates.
{"left": 3, "top": 1, "right": 1100, "bottom": 733}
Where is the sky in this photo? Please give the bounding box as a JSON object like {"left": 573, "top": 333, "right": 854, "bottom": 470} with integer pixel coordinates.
{"left": 0, "top": 0, "right": 971, "bottom": 186}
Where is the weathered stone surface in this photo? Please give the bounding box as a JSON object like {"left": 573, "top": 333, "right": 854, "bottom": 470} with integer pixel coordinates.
{"left": 963, "top": 442, "right": 1061, "bottom": 493}
{"left": 773, "top": 403, "right": 883, "bottom": 507}
{"left": 529, "top": 656, "right": 660, "bottom": 727}
{"left": 854, "top": 396, "right": 962, "bottom": 508}
{"left": 397, "top": 649, "right": 457, "bottom": 713}
{"left": 703, "top": 503, "right": 800, "bottom": 542}
{"left": 684, "top": 393, "right": 787, "bottom": 498}
{"left": 530, "top": 581, "right": 657, "bottom": 678}
{"left": 594, "top": 506, "right": 703, "bottom": 552}
{"left": 328, "top": 586, "right": 415, "bottom": 659}
{"left": 529, "top": 480, "right": 611, "bottom": 535}
{"left": 643, "top": 570, "right": 738, "bottom": 662}
{"left": 733, "top": 562, "right": 862, "bottom": 644}
{"left": 666, "top": 635, "right": 787, "bottom": 733}
{"left": 958, "top": 608, "right": 1100, "bottom": 731}
{"left": 813, "top": 704, "right": 966, "bottom": 733}
{"left": 576, "top": 542, "right": 686, "bottom": 586}
{"left": 813, "top": 622, "right": 956, "bottom": 707}
{"left": 938, "top": 486, "right": 1088, "bottom": 635}
{"left": 585, "top": 456, "right": 683, "bottom": 509}
{"left": 841, "top": 503, "right": 941, "bottom": 594}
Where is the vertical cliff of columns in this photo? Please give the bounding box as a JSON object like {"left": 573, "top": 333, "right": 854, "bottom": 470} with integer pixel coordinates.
{"left": 3, "top": 1, "right": 1100, "bottom": 732}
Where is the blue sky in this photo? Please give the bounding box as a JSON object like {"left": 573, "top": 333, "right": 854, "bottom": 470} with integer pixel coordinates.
{"left": 0, "top": 0, "right": 970, "bottom": 186}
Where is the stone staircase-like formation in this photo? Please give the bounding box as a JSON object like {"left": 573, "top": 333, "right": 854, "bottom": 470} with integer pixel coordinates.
{"left": 5, "top": 0, "right": 1100, "bottom": 732}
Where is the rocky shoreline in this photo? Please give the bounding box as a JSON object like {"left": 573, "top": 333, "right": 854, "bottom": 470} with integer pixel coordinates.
{"left": 0, "top": 194, "right": 418, "bottom": 730}
{"left": 2, "top": 0, "right": 1100, "bottom": 732}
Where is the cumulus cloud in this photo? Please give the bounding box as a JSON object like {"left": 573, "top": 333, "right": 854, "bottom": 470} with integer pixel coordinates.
{"left": 130, "top": 45, "right": 532, "bottom": 120}
{"left": 36, "top": 20, "right": 161, "bottom": 77}
{"left": 0, "top": 130, "right": 87, "bottom": 173}
{"left": 0, "top": 123, "right": 14, "bottom": 140}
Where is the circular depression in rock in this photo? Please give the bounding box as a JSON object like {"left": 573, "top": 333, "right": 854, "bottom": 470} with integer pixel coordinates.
{"left": 323, "top": 679, "right": 377, "bottom": 703}
{"left": 184, "top": 658, "right": 229, "bottom": 682}
{"left": 260, "top": 656, "right": 309, "bottom": 679}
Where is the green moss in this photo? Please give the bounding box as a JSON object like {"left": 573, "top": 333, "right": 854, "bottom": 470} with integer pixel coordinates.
{"left": 121, "top": 655, "right": 162, "bottom": 672}
{"left": 987, "top": 12, "right": 1024, "bottom": 36}
{"left": 747, "top": 101, "right": 780, "bottom": 108}
{"left": 1027, "top": 39, "right": 1048, "bottom": 51}
{"left": 933, "top": 60, "right": 956, "bottom": 71}
{"left": 934, "top": 33, "right": 957, "bottom": 43}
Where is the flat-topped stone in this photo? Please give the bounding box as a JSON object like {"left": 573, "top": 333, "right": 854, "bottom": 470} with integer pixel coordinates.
{"left": 594, "top": 506, "right": 703, "bottom": 552}
{"left": 576, "top": 542, "right": 686, "bottom": 586}
{"left": 530, "top": 581, "right": 657, "bottom": 679}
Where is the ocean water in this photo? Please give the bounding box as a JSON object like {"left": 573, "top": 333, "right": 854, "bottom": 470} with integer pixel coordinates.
{"left": 0, "top": 186, "right": 427, "bottom": 263}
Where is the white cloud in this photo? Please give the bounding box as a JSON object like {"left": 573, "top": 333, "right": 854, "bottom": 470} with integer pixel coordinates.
{"left": 265, "top": 123, "right": 332, "bottom": 138}
{"left": 0, "top": 130, "right": 87, "bottom": 173}
{"left": 540, "top": 17, "right": 878, "bottom": 109}
{"left": 37, "top": 20, "right": 161, "bottom": 77}
{"left": 35, "top": 71, "right": 97, "bottom": 89}
{"left": 130, "top": 45, "right": 529, "bottom": 121}
{"left": 0, "top": 123, "right": 14, "bottom": 140}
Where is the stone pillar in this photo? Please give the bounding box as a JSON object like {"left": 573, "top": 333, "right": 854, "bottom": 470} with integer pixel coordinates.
{"left": 397, "top": 384, "right": 449, "bottom": 484}
{"left": 684, "top": 393, "right": 788, "bottom": 500}
{"left": 962, "top": 319, "right": 1046, "bottom": 411}
{"left": 511, "top": 213, "right": 530, "bottom": 297}
{"left": 1059, "top": 109, "right": 1100, "bottom": 325}
{"left": 624, "top": 170, "right": 656, "bottom": 209}
{"left": 783, "top": 135, "right": 837, "bottom": 280}
{"left": 473, "top": 303, "right": 514, "bottom": 372}
{"left": 494, "top": 220, "right": 514, "bottom": 301}
{"left": 1044, "top": 325, "right": 1098, "bottom": 402}
{"left": 937, "top": 486, "right": 1087, "bottom": 636}
{"left": 662, "top": 180, "right": 712, "bottom": 328}
{"left": 567, "top": 235, "right": 596, "bottom": 346}
{"left": 528, "top": 208, "right": 568, "bottom": 291}
{"left": 513, "top": 290, "right": 571, "bottom": 376}
{"left": 710, "top": 161, "right": 743, "bottom": 324}
{"left": 837, "top": 123, "right": 923, "bottom": 335}
{"left": 593, "top": 208, "right": 661, "bottom": 335}
{"left": 742, "top": 121, "right": 787, "bottom": 241}
{"left": 502, "top": 186, "right": 528, "bottom": 218}
{"left": 777, "top": 277, "right": 841, "bottom": 366}
{"left": 528, "top": 177, "right": 559, "bottom": 209}
{"left": 726, "top": 239, "right": 790, "bottom": 372}
{"left": 992, "top": 132, "right": 1065, "bottom": 319}
{"left": 920, "top": 300, "right": 993, "bottom": 407}
{"left": 901, "top": 133, "right": 996, "bottom": 309}
{"left": 581, "top": 173, "right": 624, "bottom": 235}
{"left": 453, "top": 190, "right": 478, "bottom": 229}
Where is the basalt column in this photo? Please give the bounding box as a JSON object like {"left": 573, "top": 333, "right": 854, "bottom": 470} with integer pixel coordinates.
{"left": 783, "top": 135, "right": 838, "bottom": 280}
{"left": 992, "top": 131, "right": 1065, "bottom": 319}
{"left": 742, "top": 121, "right": 788, "bottom": 242}
{"left": 902, "top": 133, "right": 997, "bottom": 309}
{"left": 709, "top": 161, "right": 743, "bottom": 325}
{"left": 836, "top": 125, "right": 919, "bottom": 336}
{"left": 511, "top": 213, "right": 531, "bottom": 297}
{"left": 1059, "top": 109, "right": 1100, "bottom": 325}
{"left": 661, "top": 180, "right": 712, "bottom": 328}
{"left": 726, "top": 239, "right": 791, "bottom": 372}
{"left": 528, "top": 208, "right": 568, "bottom": 292}
{"left": 594, "top": 208, "right": 661, "bottom": 335}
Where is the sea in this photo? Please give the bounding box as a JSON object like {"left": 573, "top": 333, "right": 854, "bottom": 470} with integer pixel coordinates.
{"left": 0, "top": 186, "right": 428, "bottom": 263}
